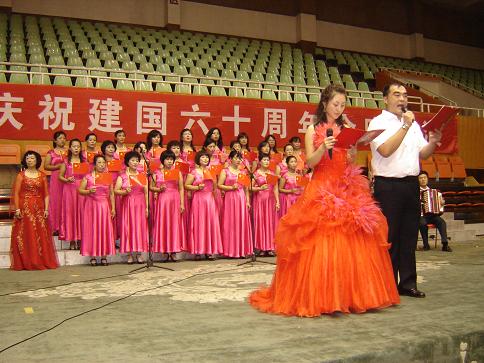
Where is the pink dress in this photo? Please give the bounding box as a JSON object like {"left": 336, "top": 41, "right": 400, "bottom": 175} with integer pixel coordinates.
{"left": 152, "top": 169, "right": 186, "bottom": 253}
{"left": 277, "top": 162, "right": 288, "bottom": 177}
{"left": 181, "top": 151, "right": 195, "bottom": 235}
{"left": 81, "top": 174, "right": 115, "bottom": 257}
{"left": 252, "top": 170, "right": 279, "bottom": 252}
{"left": 209, "top": 154, "right": 224, "bottom": 223}
{"left": 59, "top": 161, "right": 84, "bottom": 242}
{"left": 279, "top": 173, "right": 302, "bottom": 217}
{"left": 187, "top": 171, "right": 223, "bottom": 255}
{"left": 221, "top": 168, "right": 253, "bottom": 258}
{"left": 47, "top": 149, "right": 65, "bottom": 233}
{"left": 119, "top": 173, "right": 148, "bottom": 253}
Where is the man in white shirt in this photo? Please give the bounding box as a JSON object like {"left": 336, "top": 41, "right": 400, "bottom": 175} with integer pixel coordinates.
{"left": 368, "top": 81, "right": 441, "bottom": 298}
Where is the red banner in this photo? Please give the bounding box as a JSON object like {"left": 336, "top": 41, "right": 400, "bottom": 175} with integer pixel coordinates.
{"left": 0, "top": 84, "right": 457, "bottom": 153}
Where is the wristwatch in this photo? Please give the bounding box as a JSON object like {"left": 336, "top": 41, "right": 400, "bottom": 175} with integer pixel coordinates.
{"left": 402, "top": 123, "right": 409, "bottom": 130}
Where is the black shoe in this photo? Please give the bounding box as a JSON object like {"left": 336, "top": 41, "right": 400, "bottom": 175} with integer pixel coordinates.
{"left": 422, "top": 245, "right": 431, "bottom": 251}
{"left": 442, "top": 245, "right": 453, "bottom": 252}
{"left": 398, "top": 288, "right": 426, "bottom": 298}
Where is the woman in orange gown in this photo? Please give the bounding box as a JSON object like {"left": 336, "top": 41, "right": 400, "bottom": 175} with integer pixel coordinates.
{"left": 249, "top": 85, "right": 399, "bottom": 317}
{"left": 10, "top": 151, "right": 59, "bottom": 270}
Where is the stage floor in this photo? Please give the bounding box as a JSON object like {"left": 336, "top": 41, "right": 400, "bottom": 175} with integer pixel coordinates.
{"left": 0, "top": 240, "right": 483, "bottom": 363}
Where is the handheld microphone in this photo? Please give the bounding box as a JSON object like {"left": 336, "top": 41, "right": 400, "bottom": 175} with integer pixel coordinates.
{"left": 401, "top": 106, "right": 407, "bottom": 113}
{"left": 326, "top": 128, "right": 333, "bottom": 160}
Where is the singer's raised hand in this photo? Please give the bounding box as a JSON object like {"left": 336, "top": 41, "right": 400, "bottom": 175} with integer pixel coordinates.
{"left": 428, "top": 129, "right": 442, "bottom": 144}
{"left": 402, "top": 110, "right": 415, "bottom": 126}
{"left": 324, "top": 136, "right": 336, "bottom": 149}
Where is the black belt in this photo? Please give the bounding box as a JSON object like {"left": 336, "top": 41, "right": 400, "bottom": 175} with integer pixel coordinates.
{"left": 374, "top": 175, "right": 418, "bottom": 182}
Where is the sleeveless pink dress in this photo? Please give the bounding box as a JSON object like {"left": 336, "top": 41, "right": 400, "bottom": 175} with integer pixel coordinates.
{"left": 279, "top": 173, "right": 302, "bottom": 217}
{"left": 47, "top": 149, "right": 65, "bottom": 233}
{"left": 187, "top": 170, "right": 223, "bottom": 255}
{"left": 81, "top": 174, "right": 115, "bottom": 257}
{"left": 119, "top": 173, "right": 148, "bottom": 253}
{"left": 252, "top": 170, "right": 279, "bottom": 252}
{"left": 221, "top": 168, "right": 253, "bottom": 257}
{"left": 59, "top": 161, "right": 84, "bottom": 242}
{"left": 152, "top": 169, "right": 186, "bottom": 253}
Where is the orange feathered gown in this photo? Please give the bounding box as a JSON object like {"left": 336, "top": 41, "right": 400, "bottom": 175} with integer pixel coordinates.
{"left": 249, "top": 124, "right": 399, "bottom": 317}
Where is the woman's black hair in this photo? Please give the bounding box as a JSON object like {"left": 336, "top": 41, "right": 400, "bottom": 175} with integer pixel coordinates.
{"left": 202, "top": 138, "right": 217, "bottom": 151}
{"left": 84, "top": 133, "right": 97, "bottom": 142}
{"left": 206, "top": 127, "right": 223, "bottom": 149}
{"left": 101, "top": 140, "right": 117, "bottom": 155}
{"left": 92, "top": 154, "right": 106, "bottom": 166}
{"left": 21, "top": 150, "right": 42, "bottom": 169}
{"left": 228, "top": 150, "right": 242, "bottom": 160}
{"left": 160, "top": 150, "right": 176, "bottom": 165}
{"left": 123, "top": 151, "right": 141, "bottom": 167}
{"left": 229, "top": 140, "right": 241, "bottom": 150}
{"left": 285, "top": 155, "right": 297, "bottom": 164}
{"left": 236, "top": 132, "right": 250, "bottom": 151}
{"left": 283, "top": 143, "right": 294, "bottom": 153}
{"left": 258, "top": 152, "right": 270, "bottom": 162}
{"left": 314, "top": 84, "right": 347, "bottom": 128}
{"left": 133, "top": 141, "right": 147, "bottom": 153}
{"left": 194, "top": 150, "right": 210, "bottom": 165}
{"left": 180, "top": 128, "right": 196, "bottom": 153}
{"left": 264, "top": 134, "right": 278, "bottom": 153}
{"left": 67, "top": 139, "right": 85, "bottom": 163}
{"left": 114, "top": 129, "right": 126, "bottom": 139}
{"left": 257, "top": 141, "right": 270, "bottom": 155}
{"left": 52, "top": 131, "right": 66, "bottom": 148}
{"left": 289, "top": 136, "right": 301, "bottom": 143}
{"left": 418, "top": 170, "right": 429, "bottom": 177}
{"left": 146, "top": 130, "right": 163, "bottom": 151}
{"left": 166, "top": 140, "right": 182, "bottom": 152}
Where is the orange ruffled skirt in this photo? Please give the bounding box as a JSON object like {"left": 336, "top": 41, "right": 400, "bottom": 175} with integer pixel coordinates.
{"left": 249, "top": 152, "right": 400, "bottom": 317}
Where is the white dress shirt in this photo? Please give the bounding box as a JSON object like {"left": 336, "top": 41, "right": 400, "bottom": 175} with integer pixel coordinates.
{"left": 368, "top": 110, "right": 428, "bottom": 178}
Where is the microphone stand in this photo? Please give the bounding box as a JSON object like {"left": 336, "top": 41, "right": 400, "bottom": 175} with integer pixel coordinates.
{"left": 130, "top": 150, "right": 173, "bottom": 273}
{"left": 238, "top": 158, "right": 275, "bottom": 267}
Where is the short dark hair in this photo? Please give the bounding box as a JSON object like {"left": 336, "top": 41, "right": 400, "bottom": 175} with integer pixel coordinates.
{"left": 166, "top": 140, "right": 181, "bottom": 151}
{"left": 283, "top": 143, "right": 294, "bottom": 153}
{"left": 92, "top": 154, "right": 106, "bottom": 165}
{"left": 133, "top": 141, "right": 146, "bottom": 152}
{"left": 101, "top": 140, "right": 117, "bottom": 155}
{"left": 160, "top": 150, "right": 176, "bottom": 165}
{"left": 230, "top": 140, "right": 241, "bottom": 149}
{"left": 258, "top": 152, "right": 270, "bottom": 162}
{"left": 289, "top": 136, "right": 301, "bottom": 143}
{"left": 22, "top": 150, "right": 42, "bottom": 169}
{"left": 418, "top": 170, "right": 429, "bottom": 177}
{"left": 257, "top": 141, "right": 270, "bottom": 154}
{"left": 382, "top": 81, "right": 406, "bottom": 97}
{"left": 52, "top": 131, "right": 66, "bottom": 148}
{"left": 123, "top": 151, "right": 141, "bottom": 167}
{"left": 202, "top": 138, "right": 217, "bottom": 150}
{"left": 114, "top": 129, "right": 125, "bottom": 138}
{"left": 228, "top": 150, "right": 242, "bottom": 160}
{"left": 286, "top": 155, "right": 297, "bottom": 164}
{"left": 194, "top": 150, "right": 210, "bottom": 165}
{"left": 84, "top": 133, "right": 97, "bottom": 142}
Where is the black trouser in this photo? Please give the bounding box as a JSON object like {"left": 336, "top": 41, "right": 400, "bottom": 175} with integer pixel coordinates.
{"left": 373, "top": 176, "right": 420, "bottom": 290}
{"left": 419, "top": 215, "right": 448, "bottom": 247}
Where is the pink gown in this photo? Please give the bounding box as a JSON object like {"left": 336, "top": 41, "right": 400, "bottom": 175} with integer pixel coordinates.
{"left": 152, "top": 169, "right": 186, "bottom": 253}
{"left": 252, "top": 170, "right": 279, "bottom": 252}
{"left": 221, "top": 168, "right": 253, "bottom": 258}
{"left": 279, "top": 174, "right": 302, "bottom": 217}
{"left": 59, "top": 161, "right": 84, "bottom": 242}
{"left": 81, "top": 174, "right": 115, "bottom": 257}
{"left": 277, "top": 162, "right": 288, "bottom": 177}
{"left": 181, "top": 151, "right": 195, "bottom": 236}
{"left": 209, "top": 153, "right": 224, "bottom": 223}
{"left": 119, "top": 173, "right": 148, "bottom": 253}
{"left": 47, "top": 149, "right": 65, "bottom": 233}
{"left": 187, "top": 171, "right": 223, "bottom": 255}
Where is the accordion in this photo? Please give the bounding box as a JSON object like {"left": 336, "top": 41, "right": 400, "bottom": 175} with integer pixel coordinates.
{"left": 421, "top": 189, "right": 444, "bottom": 215}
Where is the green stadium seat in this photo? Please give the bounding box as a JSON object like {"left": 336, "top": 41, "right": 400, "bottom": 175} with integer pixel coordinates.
{"left": 54, "top": 75, "right": 73, "bottom": 87}
{"left": 155, "top": 82, "right": 172, "bottom": 93}
{"left": 193, "top": 84, "right": 210, "bottom": 96}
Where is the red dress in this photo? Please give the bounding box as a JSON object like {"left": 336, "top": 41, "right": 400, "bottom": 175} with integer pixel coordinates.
{"left": 249, "top": 124, "right": 399, "bottom": 317}
{"left": 10, "top": 171, "right": 59, "bottom": 270}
